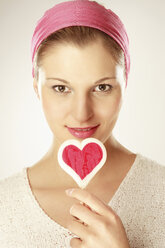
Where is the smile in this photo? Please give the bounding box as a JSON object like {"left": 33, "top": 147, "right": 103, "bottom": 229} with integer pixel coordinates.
{"left": 66, "top": 125, "right": 99, "bottom": 138}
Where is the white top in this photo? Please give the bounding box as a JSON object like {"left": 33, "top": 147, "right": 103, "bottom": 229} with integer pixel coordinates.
{"left": 0, "top": 153, "right": 165, "bottom": 248}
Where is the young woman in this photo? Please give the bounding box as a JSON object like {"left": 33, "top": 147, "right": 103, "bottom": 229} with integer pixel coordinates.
{"left": 0, "top": 1, "right": 164, "bottom": 247}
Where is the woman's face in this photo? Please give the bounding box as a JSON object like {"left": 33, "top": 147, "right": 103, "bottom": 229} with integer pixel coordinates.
{"left": 34, "top": 38, "right": 126, "bottom": 146}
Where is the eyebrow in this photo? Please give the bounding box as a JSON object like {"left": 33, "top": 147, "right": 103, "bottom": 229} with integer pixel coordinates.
{"left": 46, "top": 77, "right": 116, "bottom": 85}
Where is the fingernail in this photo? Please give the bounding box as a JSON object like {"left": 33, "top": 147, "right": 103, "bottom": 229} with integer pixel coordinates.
{"left": 65, "top": 188, "right": 75, "bottom": 196}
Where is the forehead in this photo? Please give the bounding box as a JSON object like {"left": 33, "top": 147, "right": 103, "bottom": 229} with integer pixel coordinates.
{"left": 39, "top": 39, "right": 117, "bottom": 77}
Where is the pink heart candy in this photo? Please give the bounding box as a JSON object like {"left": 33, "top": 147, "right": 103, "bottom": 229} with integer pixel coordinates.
{"left": 62, "top": 143, "right": 103, "bottom": 180}
{"left": 58, "top": 138, "right": 107, "bottom": 188}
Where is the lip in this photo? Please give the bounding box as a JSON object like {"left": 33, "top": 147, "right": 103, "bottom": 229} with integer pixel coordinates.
{"left": 67, "top": 125, "right": 99, "bottom": 138}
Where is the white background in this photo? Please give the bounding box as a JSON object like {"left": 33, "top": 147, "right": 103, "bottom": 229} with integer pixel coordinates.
{"left": 0, "top": 0, "right": 165, "bottom": 179}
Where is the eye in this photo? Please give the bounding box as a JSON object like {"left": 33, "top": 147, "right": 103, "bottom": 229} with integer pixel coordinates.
{"left": 94, "top": 84, "right": 113, "bottom": 92}
{"left": 52, "top": 85, "right": 70, "bottom": 93}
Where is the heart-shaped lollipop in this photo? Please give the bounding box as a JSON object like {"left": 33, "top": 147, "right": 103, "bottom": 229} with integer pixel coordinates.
{"left": 57, "top": 138, "right": 107, "bottom": 188}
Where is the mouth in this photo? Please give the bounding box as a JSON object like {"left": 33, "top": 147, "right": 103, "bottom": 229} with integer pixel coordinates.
{"left": 66, "top": 125, "right": 100, "bottom": 138}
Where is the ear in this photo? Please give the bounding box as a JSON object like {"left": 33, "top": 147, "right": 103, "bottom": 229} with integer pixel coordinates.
{"left": 33, "top": 78, "right": 40, "bottom": 100}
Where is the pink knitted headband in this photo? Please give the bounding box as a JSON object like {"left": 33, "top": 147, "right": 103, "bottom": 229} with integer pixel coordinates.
{"left": 31, "top": 0, "right": 130, "bottom": 87}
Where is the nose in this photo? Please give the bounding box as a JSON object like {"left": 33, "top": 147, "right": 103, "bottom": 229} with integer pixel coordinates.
{"left": 71, "top": 93, "right": 94, "bottom": 123}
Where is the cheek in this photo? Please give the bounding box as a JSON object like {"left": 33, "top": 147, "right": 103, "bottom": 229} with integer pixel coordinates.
{"left": 41, "top": 92, "right": 69, "bottom": 121}
{"left": 96, "top": 93, "right": 122, "bottom": 120}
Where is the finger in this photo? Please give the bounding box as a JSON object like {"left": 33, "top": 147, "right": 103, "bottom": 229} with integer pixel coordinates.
{"left": 70, "top": 202, "right": 101, "bottom": 226}
{"left": 70, "top": 237, "right": 82, "bottom": 248}
{"left": 66, "top": 188, "right": 112, "bottom": 217}
{"left": 67, "top": 218, "right": 88, "bottom": 240}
